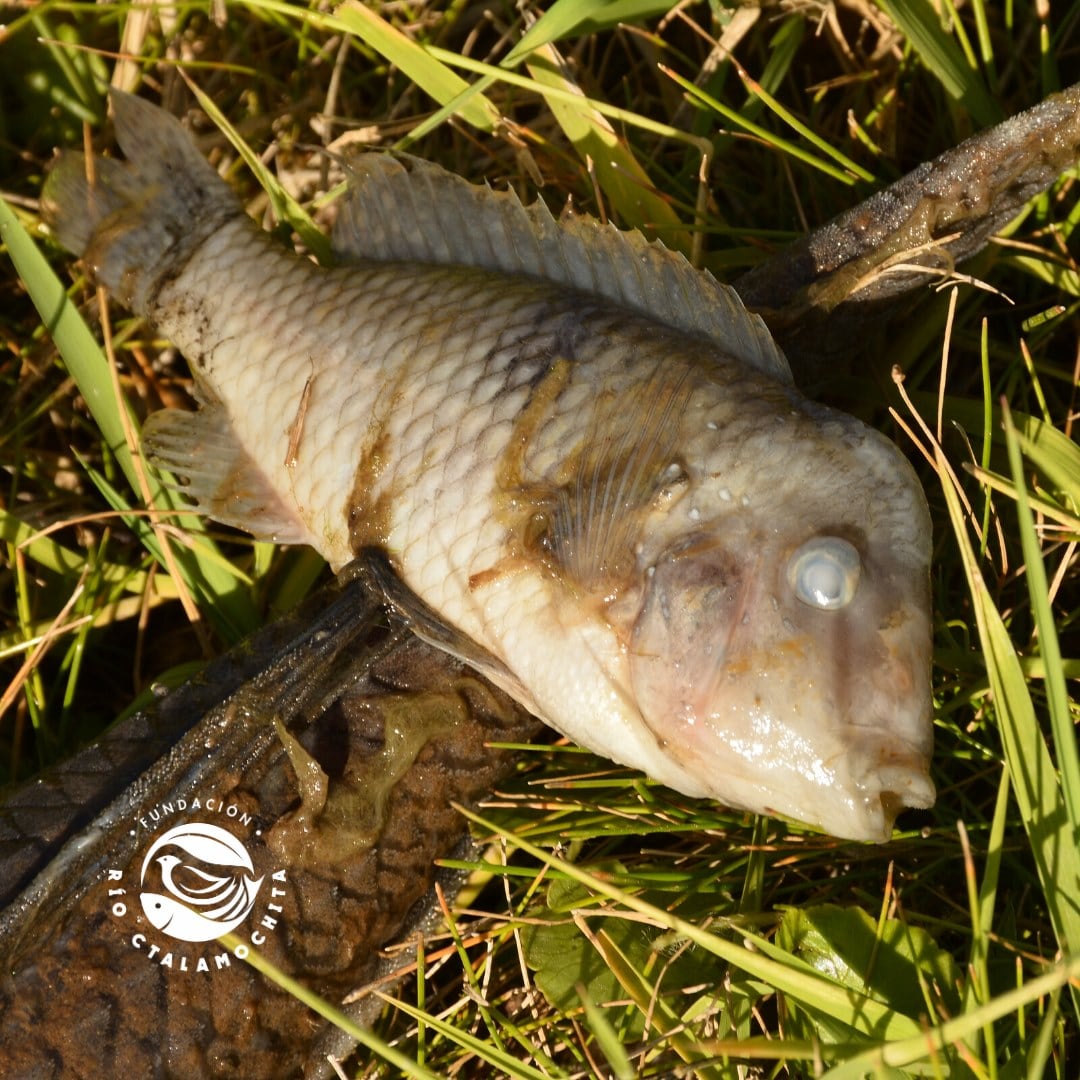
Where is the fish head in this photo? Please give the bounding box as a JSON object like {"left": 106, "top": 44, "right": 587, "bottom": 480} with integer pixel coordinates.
{"left": 625, "top": 412, "right": 934, "bottom": 842}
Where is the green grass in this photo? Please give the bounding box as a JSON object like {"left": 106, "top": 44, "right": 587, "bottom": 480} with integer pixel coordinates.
{"left": 2, "top": 0, "right": 1079, "bottom": 1076}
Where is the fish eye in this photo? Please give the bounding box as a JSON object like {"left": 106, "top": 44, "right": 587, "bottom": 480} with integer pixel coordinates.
{"left": 787, "top": 537, "right": 861, "bottom": 610}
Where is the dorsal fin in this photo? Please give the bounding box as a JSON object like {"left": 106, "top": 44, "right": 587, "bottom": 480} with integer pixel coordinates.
{"left": 332, "top": 153, "right": 792, "bottom": 384}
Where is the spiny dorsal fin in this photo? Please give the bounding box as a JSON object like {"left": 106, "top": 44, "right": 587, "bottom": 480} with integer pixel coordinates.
{"left": 332, "top": 153, "right": 792, "bottom": 384}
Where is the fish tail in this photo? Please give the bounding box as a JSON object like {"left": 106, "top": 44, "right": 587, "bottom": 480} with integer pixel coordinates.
{"left": 41, "top": 90, "right": 241, "bottom": 314}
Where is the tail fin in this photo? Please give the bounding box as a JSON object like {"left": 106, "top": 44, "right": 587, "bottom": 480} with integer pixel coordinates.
{"left": 41, "top": 90, "right": 241, "bottom": 314}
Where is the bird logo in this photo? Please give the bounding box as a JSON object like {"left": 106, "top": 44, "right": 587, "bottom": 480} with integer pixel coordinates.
{"left": 138, "top": 822, "right": 264, "bottom": 943}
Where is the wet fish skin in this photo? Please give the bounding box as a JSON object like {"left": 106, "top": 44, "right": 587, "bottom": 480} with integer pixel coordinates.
{"left": 43, "top": 91, "right": 934, "bottom": 842}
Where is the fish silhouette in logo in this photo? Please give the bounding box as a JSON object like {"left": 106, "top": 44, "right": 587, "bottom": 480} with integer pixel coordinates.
{"left": 140, "top": 891, "right": 256, "bottom": 942}
{"left": 139, "top": 822, "right": 264, "bottom": 943}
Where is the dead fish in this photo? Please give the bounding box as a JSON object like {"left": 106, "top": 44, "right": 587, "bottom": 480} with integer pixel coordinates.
{"left": 42, "top": 90, "right": 935, "bottom": 842}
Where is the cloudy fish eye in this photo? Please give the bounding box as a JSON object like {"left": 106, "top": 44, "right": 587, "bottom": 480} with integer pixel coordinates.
{"left": 788, "top": 537, "right": 861, "bottom": 610}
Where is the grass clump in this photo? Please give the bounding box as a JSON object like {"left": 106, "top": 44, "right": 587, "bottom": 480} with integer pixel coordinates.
{"left": 2, "top": 0, "right": 1079, "bottom": 1076}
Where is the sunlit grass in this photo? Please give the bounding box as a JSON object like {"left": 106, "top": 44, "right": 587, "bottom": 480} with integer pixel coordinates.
{"left": 2, "top": 0, "right": 1078, "bottom": 1076}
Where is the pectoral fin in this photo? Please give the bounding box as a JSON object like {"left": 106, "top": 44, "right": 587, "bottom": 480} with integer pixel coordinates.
{"left": 501, "top": 364, "right": 694, "bottom": 598}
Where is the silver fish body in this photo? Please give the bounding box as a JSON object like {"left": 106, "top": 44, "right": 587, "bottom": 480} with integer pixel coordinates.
{"left": 44, "top": 91, "right": 935, "bottom": 841}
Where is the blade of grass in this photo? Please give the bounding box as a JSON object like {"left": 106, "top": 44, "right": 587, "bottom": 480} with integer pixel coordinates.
{"left": 424, "top": 46, "right": 708, "bottom": 149}
{"left": 29, "top": 10, "right": 105, "bottom": 122}
{"left": 333, "top": 0, "right": 500, "bottom": 133}
{"left": 503, "top": 0, "right": 610, "bottom": 67}
{"left": 937, "top": 445, "right": 1080, "bottom": 964}
{"left": 903, "top": 389, "right": 1080, "bottom": 512}
{"left": 877, "top": 0, "right": 1000, "bottom": 126}
{"left": 379, "top": 992, "right": 568, "bottom": 1079}
{"left": 965, "top": 467, "right": 1079, "bottom": 535}
{"left": 717, "top": 48, "right": 875, "bottom": 183}
{"left": 578, "top": 917, "right": 727, "bottom": 1076}
{"left": 525, "top": 45, "right": 693, "bottom": 248}
{"left": 1001, "top": 402, "right": 1080, "bottom": 839}
{"left": 459, "top": 805, "right": 926, "bottom": 1045}
{"left": 1002, "top": 254, "right": 1080, "bottom": 295}
{"left": 572, "top": 977, "right": 637, "bottom": 1080}
{"left": 1010, "top": 423, "right": 1080, "bottom": 512}
{"left": 217, "top": 932, "right": 441, "bottom": 1079}
{"left": 181, "top": 77, "right": 330, "bottom": 265}
{"left": 660, "top": 66, "right": 863, "bottom": 184}
{"left": 78, "top": 459, "right": 254, "bottom": 589}
{"left": 0, "top": 594, "right": 153, "bottom": 661}
{"left": 0, "top": 505, "right": 176, "bottom": 596}
{"left": 820, "top": 953, "right": 1080, "bottom": 1078}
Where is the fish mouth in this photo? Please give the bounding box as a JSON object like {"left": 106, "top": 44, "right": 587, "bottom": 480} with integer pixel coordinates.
{"left": 851, "top": 741, "right": 935, "bottom": 842}
{"left": 874, "top": 764, "right": 935, "bottom": 822}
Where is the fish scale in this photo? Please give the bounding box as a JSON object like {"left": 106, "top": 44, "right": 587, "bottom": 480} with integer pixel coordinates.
{"left": 42, "top": 90, "right": 936, "bottom": 841}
